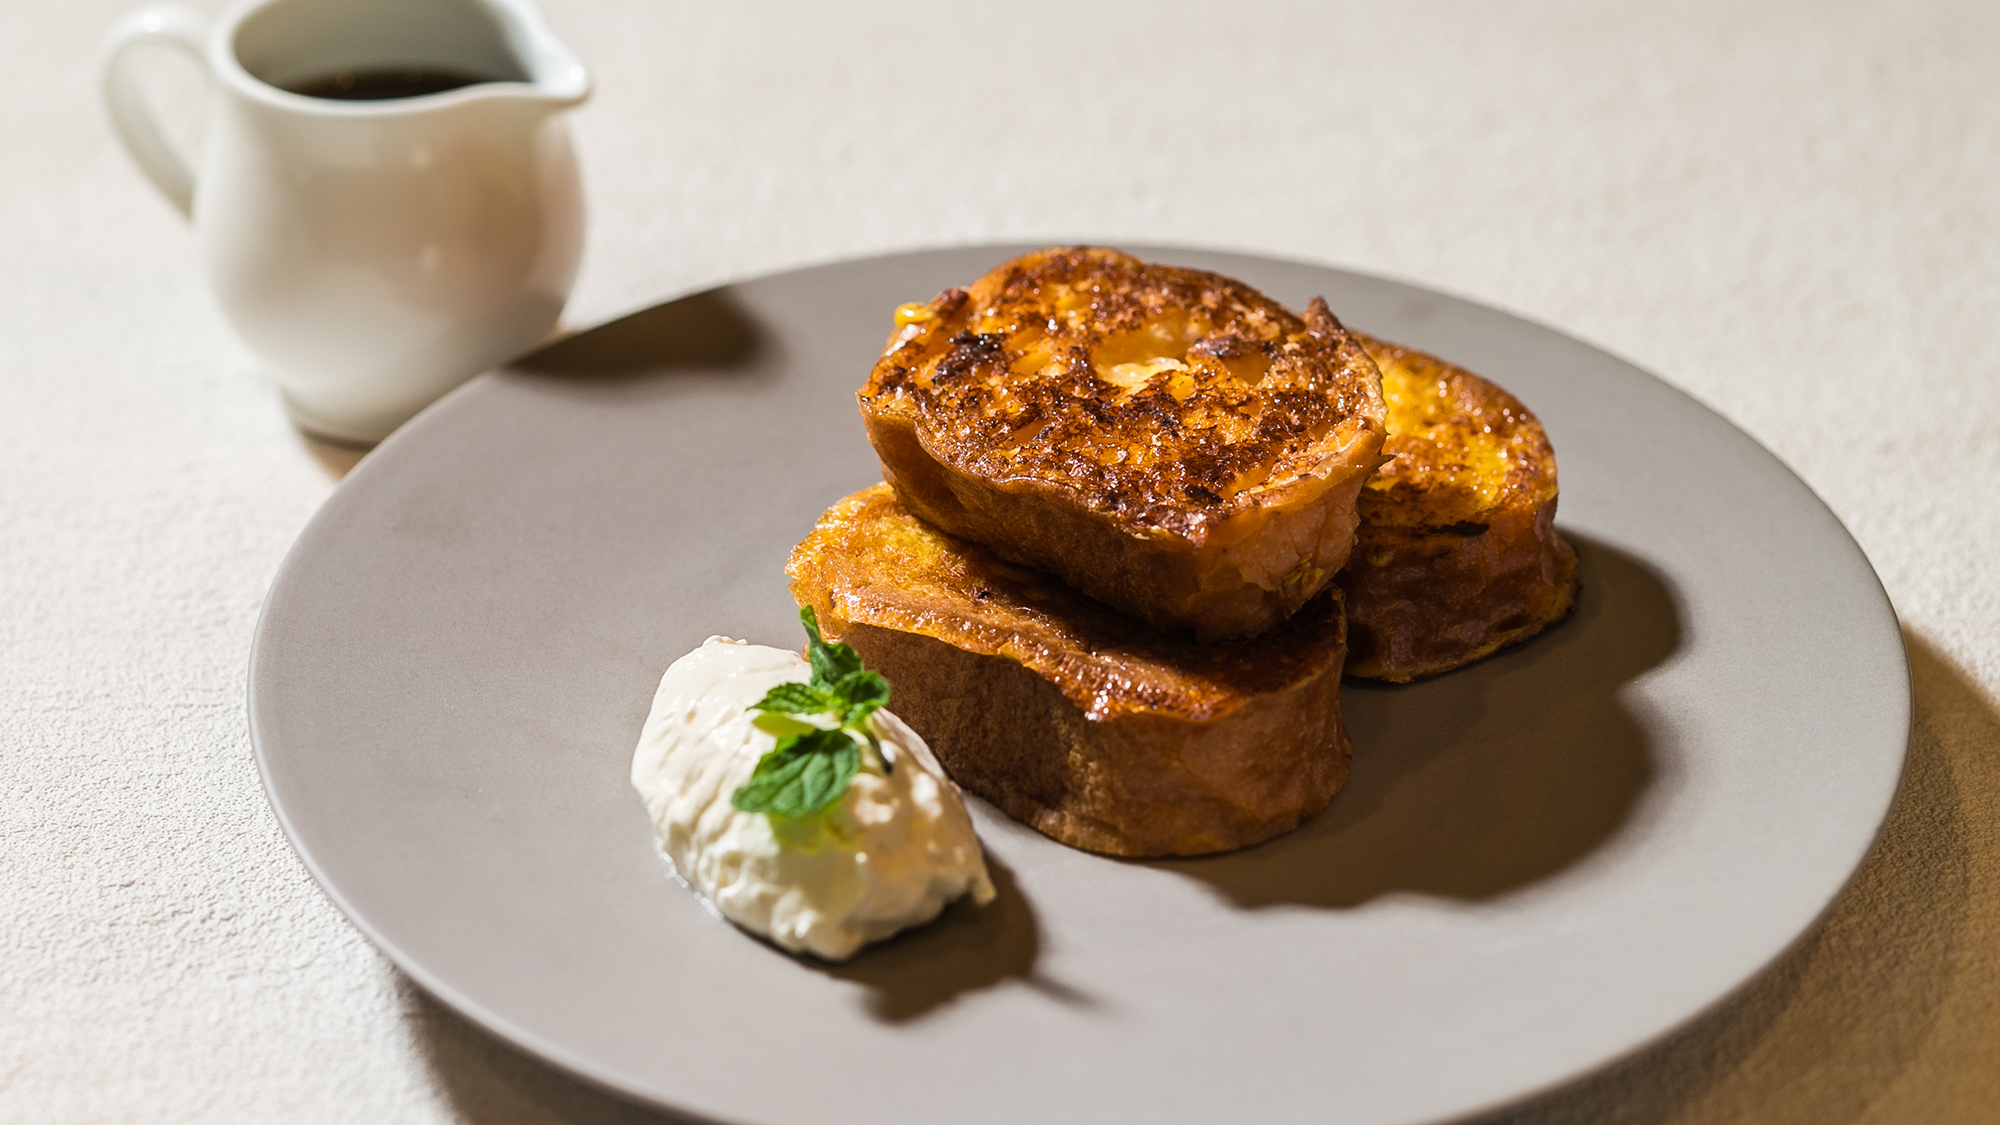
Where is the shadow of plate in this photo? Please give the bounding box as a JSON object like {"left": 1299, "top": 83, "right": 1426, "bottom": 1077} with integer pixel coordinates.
{"left": 1474, "top": 628, "right": 1984, "bottom": 1125}
{"left": 408, "top": 982, "right": 699, "bottom": 1125}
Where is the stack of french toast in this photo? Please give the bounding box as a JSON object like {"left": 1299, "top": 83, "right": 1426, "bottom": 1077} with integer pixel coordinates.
{"left": 787, "top": 248, "right": 1577, "bottom": 857}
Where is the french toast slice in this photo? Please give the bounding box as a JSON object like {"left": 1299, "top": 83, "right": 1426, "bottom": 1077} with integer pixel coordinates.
{"left": 1336, "top": 334, "right": 1579, "bottom": 682}
{"left": 788, "top": 484, "right": 1352, "bottom": 858}
{"left": 858, "top": 247, "right": 1387, "bottom": 642}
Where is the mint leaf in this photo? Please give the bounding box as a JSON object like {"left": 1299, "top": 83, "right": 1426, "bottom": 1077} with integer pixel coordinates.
{"left": 800, "top": 605, "right": 863, "bottom": 687}
{"left": 731, "top": 728, "right": 860, "bottom": 818}
{"left": 832, "top": 668, "right": 890, "bottom": 726}
{"left": 750, "top": 680, "right": 836, "bottom": 716}
{"left": 750, "top": 712, "right": 820, "bottom": 739}
{"left": 731, "top": 606, "right": 896, "bottom": 821}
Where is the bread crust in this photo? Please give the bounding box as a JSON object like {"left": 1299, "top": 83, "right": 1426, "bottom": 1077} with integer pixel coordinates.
{"left": 788, "top": 485, "right": 1352, "bottom": 857}
{"left": 859, "top": 247, "right": 1386, "bottom": 642}
{"left": 1336, "top": 335, "right": 1579, "bottom": 682}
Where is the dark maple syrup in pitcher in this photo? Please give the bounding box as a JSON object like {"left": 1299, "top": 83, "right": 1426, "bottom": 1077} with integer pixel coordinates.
{"left": 284, "top": 65, "right": 490, "bottom": 101}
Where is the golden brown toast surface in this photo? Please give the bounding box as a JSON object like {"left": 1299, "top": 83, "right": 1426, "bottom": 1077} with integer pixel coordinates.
{"left": 789, "top": 484, "right": 1351, "bottom": 857}
{"left": 859, "top": 247, "right": 1387, "bottom": 640}
{"left": 1337, "top": 335, "right": 1579, "bottom": 681}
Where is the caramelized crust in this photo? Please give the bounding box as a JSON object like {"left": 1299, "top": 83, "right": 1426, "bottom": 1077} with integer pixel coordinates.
{"left": 1336, "top": 334, "right": 1579, "bottom": 681}
{"left": 859, "top": 247, "right": 1386, "bottom": 641}
{"left": 788, "top": 485, "right": 1351, "bottom": 857}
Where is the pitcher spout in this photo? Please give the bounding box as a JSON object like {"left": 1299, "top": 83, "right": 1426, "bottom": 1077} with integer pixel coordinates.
{"left": 491, "top": 0, "right": 588, "bottom": 108}
{"left": 491, "top": 0, "right": 589, "bottom": 108}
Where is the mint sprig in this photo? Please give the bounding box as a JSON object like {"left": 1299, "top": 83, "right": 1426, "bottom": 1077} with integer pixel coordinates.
{"left": 731, "top": 607, "right": 893, "bottom": 819}
{"left": 729, "top": 728, "right": 860, "bottom": 817}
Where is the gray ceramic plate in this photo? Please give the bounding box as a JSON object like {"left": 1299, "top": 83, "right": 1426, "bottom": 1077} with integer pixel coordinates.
{"left": 250, "top": 247, "right": 1909, "bottom": 1125}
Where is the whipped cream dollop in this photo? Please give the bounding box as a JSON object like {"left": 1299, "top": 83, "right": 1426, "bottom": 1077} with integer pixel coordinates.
{"left": 630, "top": 636, "right": 995, "bottom": 961}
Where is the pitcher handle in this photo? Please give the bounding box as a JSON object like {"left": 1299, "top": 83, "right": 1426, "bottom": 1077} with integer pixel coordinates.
{"left": 101, "top": 4, "right": 210, "bottom": 218}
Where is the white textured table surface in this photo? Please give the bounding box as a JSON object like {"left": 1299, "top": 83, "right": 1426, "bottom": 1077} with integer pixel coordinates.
{"left": 4, "top": 1, "right": 1997, "bottom": 1122}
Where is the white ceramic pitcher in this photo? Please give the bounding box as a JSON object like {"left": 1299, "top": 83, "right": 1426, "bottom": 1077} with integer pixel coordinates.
{"left": 103, "top": 0, "right": 590, "bottom": 444}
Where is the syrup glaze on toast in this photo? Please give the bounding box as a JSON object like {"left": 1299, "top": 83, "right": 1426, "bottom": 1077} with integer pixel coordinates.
{"left": 859, "top": 247, "right": 1386, "bottom": 641}
{"left": 789, "top": 484, "right": 1350, "bottom": 857}
{"left": 1338, "top": 334, "right": 1579, "bottom": 681}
